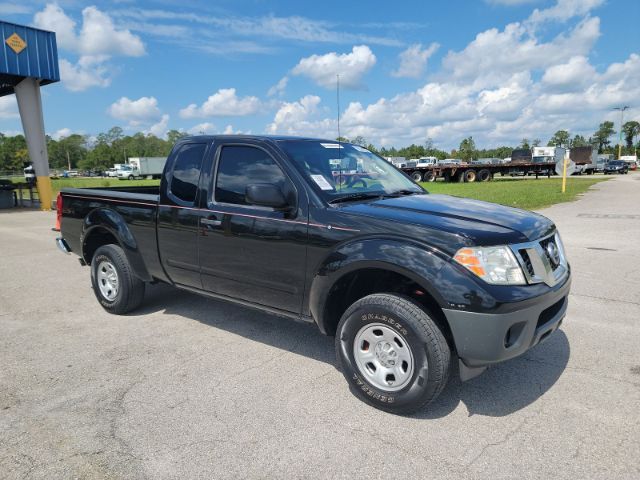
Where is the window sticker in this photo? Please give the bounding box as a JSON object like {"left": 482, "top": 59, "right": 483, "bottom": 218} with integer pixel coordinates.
{"left": 310, "top": 174, "right": 334, "bottom": 190}
{"left": 352, "top": 145, "right": 369, "bottom": 152}
{"left": 321, "top": 143, "right": 343, "bottom": 149}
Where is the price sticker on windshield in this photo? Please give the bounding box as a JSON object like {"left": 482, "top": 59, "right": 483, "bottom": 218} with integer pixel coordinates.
{"left": 310, "top": 174, "right": 334, "bottom": 190}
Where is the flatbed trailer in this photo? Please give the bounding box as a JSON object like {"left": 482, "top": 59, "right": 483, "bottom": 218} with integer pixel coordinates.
{"left": 401, "top": 161, "right": 557, "bottom": 183}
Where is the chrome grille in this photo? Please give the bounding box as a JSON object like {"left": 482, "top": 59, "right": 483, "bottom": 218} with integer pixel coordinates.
{"left": 510, "top": 232, "right": 568, "bottom": 287}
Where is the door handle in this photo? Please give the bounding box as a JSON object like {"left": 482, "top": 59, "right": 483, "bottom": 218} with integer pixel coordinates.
{"left": 201, "top": 218, "right": 222, "bottom": 227}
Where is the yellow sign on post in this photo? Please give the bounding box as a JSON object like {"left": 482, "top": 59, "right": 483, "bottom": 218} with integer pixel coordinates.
{"left": 5, "top": 32, "right": 27, "bottom": 54}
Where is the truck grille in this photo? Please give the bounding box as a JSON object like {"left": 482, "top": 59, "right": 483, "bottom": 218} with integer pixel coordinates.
{"left": 510, "top": 232, "right": 568, "bottom": 287}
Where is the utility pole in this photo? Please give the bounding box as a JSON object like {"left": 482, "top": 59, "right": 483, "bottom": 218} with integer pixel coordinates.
{"left": 613, "top": 106, "right": 629, "bottom": 159}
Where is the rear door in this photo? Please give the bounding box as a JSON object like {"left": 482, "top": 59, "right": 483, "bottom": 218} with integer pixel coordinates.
{"left": 157, "top": 141, "right": 208, "bottom": 287}
{"left": 197, "top": 141, "right": 308, "bottom": 313}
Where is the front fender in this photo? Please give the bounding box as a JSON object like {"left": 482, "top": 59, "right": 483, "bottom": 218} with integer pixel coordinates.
{"left": 308, "top": 238, "right": 449, "bottom": 334}
{"left": 82, "top": 208, "right": 152, "bottom": 282}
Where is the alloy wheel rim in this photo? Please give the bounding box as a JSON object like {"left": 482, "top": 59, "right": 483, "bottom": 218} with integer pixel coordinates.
{"left": 353, "top": 323, "right": 416, "bottom": 392}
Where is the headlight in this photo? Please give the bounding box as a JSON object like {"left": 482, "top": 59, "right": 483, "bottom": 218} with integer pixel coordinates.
{"left": 453, "top": 246, "right": 526, "bottom": 285}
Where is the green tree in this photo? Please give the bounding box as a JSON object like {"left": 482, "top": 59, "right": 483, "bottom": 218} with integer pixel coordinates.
{"left": 622, "top": 121, "right": 640, "bottom": 149}
{"left": 520, "top": 138, "right": 530, "bottom": 149}
{"left": 532, "top": 138, "right": 541, "bottom": 147}
{"left": 167, "top": 129, "right": 188, "bottom": 145}
{"left": 570, "top": 134, "right": 589, "bottom": 148}
{"left": 548, "top": 130, "right": 570, "bottom": 147}
{"left": 458, "top": 136, "right": 476, "bottom": 161}
{"left": 593, "top": 121, "right": 616, "bottom": 152}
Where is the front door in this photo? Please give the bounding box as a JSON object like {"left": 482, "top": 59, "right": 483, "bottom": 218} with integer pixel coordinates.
{"left": 198, "top": 143, "right": 308, "bottom": 313}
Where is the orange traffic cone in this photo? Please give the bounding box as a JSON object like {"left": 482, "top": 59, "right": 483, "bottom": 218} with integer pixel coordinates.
{"left": 53, "top": 193, "right": 61, "bottom": 232}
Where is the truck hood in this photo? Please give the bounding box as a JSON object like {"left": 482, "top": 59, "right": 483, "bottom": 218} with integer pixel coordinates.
{"left": 339, "top": 193, "right": 555, "bottom": 245}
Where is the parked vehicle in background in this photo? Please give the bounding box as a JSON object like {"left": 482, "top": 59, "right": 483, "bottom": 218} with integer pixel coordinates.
{"left": 510, "top": 148, "right": 532, "bottom": 164}
{"left": 604, "top": 160, "right": 628, "bottom": 174}
{"left": 385, "top": 156, "right": 407, "bottom": 168}
{"left": 570, "top": 146, "right": 598, "bottom": 175}
{"left": 55, "top": 134, "right": 571, "bottom": 414}
{"left": 118, "top": 157, "right": 167, "bottom": 180}
{"left": 63, "top": 170, "right": 79, "bottom": 178}
{"left": 620, "top": 155, "right": 638, "bottom": 171}
{"left": 594, "top": 156, "right": 608, "bottom": 173}
{"left": 532, "top": 146, "right": 565, "bottom": 176}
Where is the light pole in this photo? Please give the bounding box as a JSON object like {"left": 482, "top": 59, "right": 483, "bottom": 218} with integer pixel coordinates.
{"left": 613, "top": 106, "right": 629, "bottom": 159}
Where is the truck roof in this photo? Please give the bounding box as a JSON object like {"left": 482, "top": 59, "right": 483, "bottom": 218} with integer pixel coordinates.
{"left": 179, "top": 134, "right": 339, "bottom": 143}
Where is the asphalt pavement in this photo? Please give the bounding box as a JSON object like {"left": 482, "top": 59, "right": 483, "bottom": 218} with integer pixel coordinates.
{"left": 1, "top": 174, "right": 639, "bottom": 479}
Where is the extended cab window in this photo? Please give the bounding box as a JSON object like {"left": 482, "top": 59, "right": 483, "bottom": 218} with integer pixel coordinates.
{"left": 215, "top": 146, "right": 287, "bottom": 205}
{"left": 170, "top": 143, "right": 206, "bottom": 203}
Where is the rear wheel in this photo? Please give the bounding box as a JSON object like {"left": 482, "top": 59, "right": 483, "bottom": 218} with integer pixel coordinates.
{"left": 424, "top": 171, "right": 436, "bottom": 182}
{"left": 463, "top": 169, "right": 477, "bottom": 182}
{"left": 410, "top": 171, "right": 423, "bottom": 182}
{"left": 91, "top": 244, "right": 145, "bottom": 314}
{"left": 336, "top": 294, "right": 451, "bottom": 414}
{"left": 478, "top": 169, "right": 492, "bottom": 182}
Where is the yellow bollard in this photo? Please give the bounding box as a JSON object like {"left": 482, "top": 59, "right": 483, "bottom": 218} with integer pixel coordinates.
{"left": 561, "top": 158, "right": 568, "bottom": 193}
{"left": 36, "top": 176, "right": 53, "bottom": 211}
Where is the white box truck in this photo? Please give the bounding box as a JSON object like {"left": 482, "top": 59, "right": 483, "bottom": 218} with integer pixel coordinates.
{"left": 532, "top": 146, "right": 574, "bottom": 175}
{"left": 118, "top": 157, "right": 167, "bottom": 180}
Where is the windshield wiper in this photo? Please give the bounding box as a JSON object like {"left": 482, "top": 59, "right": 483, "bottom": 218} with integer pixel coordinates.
{"left": 328, "top": 192, "right": 384, "bottom": 204}
{"left": 384, "top": 189, "right": 423, "bottom": 197}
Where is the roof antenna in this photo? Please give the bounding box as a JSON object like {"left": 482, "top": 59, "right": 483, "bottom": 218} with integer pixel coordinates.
{"left": 336, "top": 74, "right": 343, "bottom": 190}
{"left": 336, "top": 74, "right": 341, "bottom": 143}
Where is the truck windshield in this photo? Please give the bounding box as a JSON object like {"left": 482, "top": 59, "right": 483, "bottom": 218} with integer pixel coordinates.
{"left": 532, "top": 156, "right": 552, "bottom": 163}
{"left": 278, "top": 140, "right": 423, "bottom": 201}
{"left": 120, "top": 165, "right": 132, "bottom": 171}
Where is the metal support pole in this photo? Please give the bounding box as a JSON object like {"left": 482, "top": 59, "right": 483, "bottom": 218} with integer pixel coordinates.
{"left": 14, "top": 78, "right": 53, "bottom": 211}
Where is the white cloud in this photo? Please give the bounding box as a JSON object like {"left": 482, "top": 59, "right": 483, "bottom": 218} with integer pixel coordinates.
{"left": 34, "top": 4, "right": 77, "bottom": 48}
{"left": 108, "top": 97, "right": 162, "bottom": 125}
{"left": 0, "top": 96, "right": 19, "bottom": 119}
{"left": 146, "top": 114, "right": 170, "bottom": 138}
{"left": 441, "top": 16, "right": 600, "bottom": 87}
{"left": 188, "top": 123, "right": 217, "bottom": 135}
{"left": 50, "top": 128, "right": 73, "bottom": 140}
{"left": 291, "top": 45, "right": 376, "bottom": 89}
{"left": 59, "top": 57, "right": 111, "bottom": 92}
{"left": 267, "top": 77, "right": 289, "bottom": 97}
{"left": 34, "top": 4, "right": 145, "bottom": 57}
{"left": 179, "top": 88, "right": 262, "bottom": 118}
{"left": 528, "top": 0, "right": 604, "bottom": 24}
{"left": 0, "top": 3, "right": 31, "bottom": 15}
{"left": 392, "top": 43, "right": 439, "bottom": 78}
{"left": 542, "top": 56, "right": 596, "bottom": 89}
{"left": 33, "top": 3, "right": 144, "bottom": 92}
{"left": 267, "top": 95, "right": 335, "bottom": 137}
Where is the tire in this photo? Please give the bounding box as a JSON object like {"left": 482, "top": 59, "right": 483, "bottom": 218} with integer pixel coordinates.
{"left": 410, "top": 171, "right": 423, "bottom": 182}
{"left": 463, "top": 169, "right": 477, "bottom": 182}
{"left": 424, "top": 171, "right": 436, "bottom": 182}
{"left": 335, "top": 294, "right": 451, "bottom": 414}
{"left": 478, "top": 169, "right": 492, "bottom": 182}
{"left": 128, "top": 175, "right": 134, "bottom": 180}
{"left": 90, "top": 244, "right": 145, "bottom": 314}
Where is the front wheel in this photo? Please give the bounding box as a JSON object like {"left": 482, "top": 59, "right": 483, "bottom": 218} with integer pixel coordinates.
{"left": 410, "top": 171, "right": 423, "bottom": 182}
{"left": 336, "top": 294, "right": 451, "bottom": 414}
{"left": 91, "top": 244, "right": 145, "bottom": 314}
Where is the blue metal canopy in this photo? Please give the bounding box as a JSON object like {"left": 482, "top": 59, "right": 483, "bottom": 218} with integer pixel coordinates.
{"left": 0, "top": 20, "right": 59, "bottom": 97}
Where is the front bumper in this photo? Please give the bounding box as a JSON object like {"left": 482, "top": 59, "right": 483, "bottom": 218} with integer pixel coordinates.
{"left": 443, "top": 273, "right": 570, "bottom": 379}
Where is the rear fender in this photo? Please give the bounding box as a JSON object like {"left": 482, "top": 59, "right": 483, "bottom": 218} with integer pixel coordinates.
{"left": 82, "top": 208, "right": 152, "bottom": 281}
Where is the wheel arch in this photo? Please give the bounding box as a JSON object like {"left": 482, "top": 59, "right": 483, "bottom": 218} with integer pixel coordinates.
{"left": 308, "top": 238, "right": 455, "bottom": 348}
{"left": 81, "top": 208, "right": 152, "bottom": 282}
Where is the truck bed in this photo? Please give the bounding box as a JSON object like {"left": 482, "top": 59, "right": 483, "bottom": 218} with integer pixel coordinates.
{"left": 59, "top": 186, "right": 164, "bottom": 282}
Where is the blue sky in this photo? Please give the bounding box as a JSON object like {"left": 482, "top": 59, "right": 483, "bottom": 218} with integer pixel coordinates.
{"left": 0, "top": 0, "right": 638, "bottom": 149}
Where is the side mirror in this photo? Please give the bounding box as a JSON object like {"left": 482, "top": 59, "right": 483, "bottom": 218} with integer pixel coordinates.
{"left": 245, "top": 183, "right": 288, "bottom": 209}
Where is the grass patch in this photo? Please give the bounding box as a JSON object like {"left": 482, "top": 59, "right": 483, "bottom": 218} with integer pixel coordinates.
{"left": 420, "top": 177, "right": 610, "bottom": 210}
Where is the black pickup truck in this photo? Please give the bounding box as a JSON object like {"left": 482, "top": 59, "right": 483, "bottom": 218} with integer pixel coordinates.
{"left": 56, "top": 135, "right": 571, "bottom": 413}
